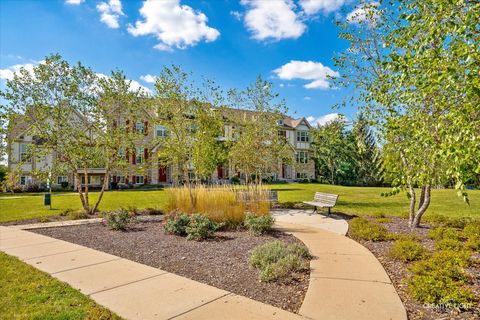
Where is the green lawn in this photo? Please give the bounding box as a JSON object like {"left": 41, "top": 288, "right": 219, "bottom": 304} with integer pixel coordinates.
{"left": 0, "top": 252, "right": 120, "bottom": 319}
{"left": 0, "top": 184, "right": 478, "bottom": 223}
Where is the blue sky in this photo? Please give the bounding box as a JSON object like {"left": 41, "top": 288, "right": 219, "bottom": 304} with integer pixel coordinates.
{"left": 0, "top": 0, "right": 367, "bottom": 125}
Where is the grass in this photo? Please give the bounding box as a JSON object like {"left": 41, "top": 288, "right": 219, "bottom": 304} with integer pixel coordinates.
{"left": 0, "top": 251, "right": 120, "bottom": 319}
{"left": 1, "top": 183, "right": 479, "bottom": 223}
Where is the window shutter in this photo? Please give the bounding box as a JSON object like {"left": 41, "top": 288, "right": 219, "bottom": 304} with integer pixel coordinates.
{"left": 113, "top": 175, "right": 117, "bottom": 183}
{"left": 144, "top": 148, "right": 148, "bottom": 160}
{"left": 132, "top": 175, "right": 136, "bottom": 184}
{"left": 144, "top": 121, "right": 148, "bottom": 136}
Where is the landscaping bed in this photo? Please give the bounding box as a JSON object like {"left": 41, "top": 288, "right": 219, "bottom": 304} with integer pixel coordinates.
{"left": 32, "top": 220, "right": 310, "bottom": 313}
{"left": 348, "top": 216, "right": 480, "bottom": 320}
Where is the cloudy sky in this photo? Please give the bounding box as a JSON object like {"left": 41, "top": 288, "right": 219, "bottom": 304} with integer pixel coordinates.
{"left": 0, "top": 0, "right": 369, "bottom": 126}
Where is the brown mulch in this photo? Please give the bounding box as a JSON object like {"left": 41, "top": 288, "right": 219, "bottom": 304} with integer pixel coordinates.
{"left": 348, "top": 216, "right": 480, "bottom": 320}
{"left": 32, "top": 221, "right": 310, "bottom": 313}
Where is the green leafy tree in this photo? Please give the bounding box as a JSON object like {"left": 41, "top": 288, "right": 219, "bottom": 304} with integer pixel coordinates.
{"left": 334, "top": 0, "right": 480, "bottom": 227}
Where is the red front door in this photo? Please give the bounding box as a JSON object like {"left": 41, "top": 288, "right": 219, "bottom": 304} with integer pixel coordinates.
{"left": 159, "top": 166, "right": 167, "bottom": 182}
{"left": 217, "top": 165, "right": 224, "bottom": 179}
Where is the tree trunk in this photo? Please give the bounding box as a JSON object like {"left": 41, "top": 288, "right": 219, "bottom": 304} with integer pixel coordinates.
{"left": 75, "top": 172, "right": 88, "bottom": 211}
{"left": 83, "top": 167, "right": 91, "bottom": 214}
{"left": 408, "top": 185, "right": 416, "bottom": 228}
{"left": 91, "top": 169, "right": 110, "bottom": 214}
{"left": 411, "top": 185, "right": 431, "bottom": 229}
{"left": 418, "top": 185, "right": 426, "bottom": 211}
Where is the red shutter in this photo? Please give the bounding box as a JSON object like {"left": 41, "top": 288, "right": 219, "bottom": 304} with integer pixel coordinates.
{"left": 144, "top": 175, "right": 149, "bottom": 184}
{"left": 113, "top": 175, "right": 117, "bottom": 183}
{"left": 144, "top": 148, "right": 148, "bottom": 160}
{"left": 132, "top": 151, "right": 136, "bottom": 165}
{"left": 144, "top": 121, "right": 148, "bottom": 136}
{"left": 132, "top": 175, "right": 136, "bottom": 184}
{"left": 125, "top": 177, "right": 129, "bottom": 184}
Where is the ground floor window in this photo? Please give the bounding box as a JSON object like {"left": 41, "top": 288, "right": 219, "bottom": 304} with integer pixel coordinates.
{"left": 20, "top": 176, "right": 32, "bottom": 185}
{"left": 57, "top": 176, "right": 68, "bottom": 184}
{"left": 296, "top": 151, "right": 308, "bottom": 164}
{"left": 296, "top": 172, "right": 308, "bottom": 179}
{"left": 81, "top": 176, "right": 102, "bottom": 185}
{"left": 188, "top": 171, "right": 195, "bottom": 181}
{"left": 136, "top": 176, "right": 144, "bottom": 184}
{"left": 116, "top": 176, "right": 125, "bottom": 183}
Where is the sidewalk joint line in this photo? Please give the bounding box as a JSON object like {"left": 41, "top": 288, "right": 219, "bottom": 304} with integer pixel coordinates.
{"left": 88, "top": 272, "right": 168, "bottom": 296}
{"left": 168, "top": 293, "right": 232, "bottom": 320}
{"left": 2, "top": 239, "right": 60, "bottom": 250}
{"left": 310, "top": 276, "right": 392, "bottom": 285}
{"left": 51, "top": 257, "right": 122, "bottom": 275}
{"left": 23, "top": 248, "right": 88, "bottom": 260}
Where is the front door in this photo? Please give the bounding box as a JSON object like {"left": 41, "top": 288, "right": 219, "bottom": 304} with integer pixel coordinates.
{"left": 159, "top": 166, "right": 167, "bottom": 182}
{"left": 217, "top": 165, "right": 224, "bottom": 179}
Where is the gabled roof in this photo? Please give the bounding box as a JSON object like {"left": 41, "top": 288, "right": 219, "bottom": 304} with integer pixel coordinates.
{"left": 282, "top": 116, "right": 312, "bottom": 129}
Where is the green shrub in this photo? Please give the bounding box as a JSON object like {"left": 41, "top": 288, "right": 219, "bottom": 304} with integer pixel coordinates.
{"left": 249, "top": 241, "right": 312, "bottom": 282}
{"left": 104, "top": 209, "right": 135, "bottom": 231}
{"left": 424, "top": 214, "right": 449, "bottom": 226}
{"left": 435, "top": 238, "right": 464, "bottom": 251}
{"left": 408, "top": 274, "right": 476, "bottom": 307}
{"left": 409, "top": 250, "right": 471, "bottom": 282}
{"left": 65, "top": 209, "right": 90, "bottom": 220}
{"left": 244, "top": 213, "right": 275, "bottom": 236}
{"left": 427, "top": 227, "right": 461, "bottom": 241}
{"left": 39, "top": 216, "right": 50, "bottom": 223}
{"left": 444, "top": 217, "right": 474, "bottom": 229}
{"left": 185, "top": 214, "right": 222, "bottom": 241}
{"left": 389, "top": 239, "right": 427, "bottom": 262}
{"left": 163, "top": 211, "right": 191, "bottom": 236}
{"left": 463, "top": 222, "right": 480, "bottom": 251}
{"left": 349, "top": 217, "right": 391, "bottom": 241}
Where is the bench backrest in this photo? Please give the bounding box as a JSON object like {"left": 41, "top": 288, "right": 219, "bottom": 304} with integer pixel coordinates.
{"left": 313, "top": 192, "right": 338, "bottom": 206}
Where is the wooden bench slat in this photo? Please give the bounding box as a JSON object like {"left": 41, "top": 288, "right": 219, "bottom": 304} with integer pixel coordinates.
{"left": 303, "top": 192, "right": 339, "bottom": 214}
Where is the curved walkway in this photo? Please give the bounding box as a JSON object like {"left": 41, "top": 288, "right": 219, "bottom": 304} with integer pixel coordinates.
{"left": 274, "top": 209, "right": 407, "bottom": 320}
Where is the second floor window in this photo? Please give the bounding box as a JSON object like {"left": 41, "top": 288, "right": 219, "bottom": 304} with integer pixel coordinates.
{"left": 155, "top": 125, "right": 168, "bottom": 138}
{"left": 296, "top": 151, "right": 308, "bottom": 164}
{"left": 20, "top": 176, "right": 32, "bottom": 185}
{"left": 20, "top": 143, "right": 31, "bottom": 162}
{"left": 296, "top": 131, "right": 309, "bottom": 142}
{"left": 136, "top": 147, "right": 144, "bottom": 164}
{"left": 136, "top": 121, "right": 144, "bottom": 134}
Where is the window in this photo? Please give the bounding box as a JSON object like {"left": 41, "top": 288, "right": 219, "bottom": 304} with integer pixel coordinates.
{"left": 277, "top": 119, "right": 284, "bottom": 125}
{"left": 188, "top": 171, "right": 195, "bottom": 181}
{"left": 57, "top": 176, "right": 68, "bottom": 184}
{"left": 155, "top": 125, "right": 168, "bottom": 138}
{"left": 136, "top": 176, "right": 144, "bottom": 184}
{"left": 296, "top": 131, "right": 309, "bottom": 142}
{"left": 117, "top": 176, "right": 125, "bottom": 183}
{"left": 296, "top": 172, "right": 308, "bottom": 179}
{"left": 20, "top": 176, "right": 32, "bottom": 185}
{"left": 135, "top": 121, "right": 144, "bottom": 134}
{"left": 136, "top": 147, "right": 144, "bottom": 164}
{"left": 20, "top": 143, "right": 31, "bottom": 162}
{"left": 278, "top": 130, "right": 287, "bottom": 142}
{"left": 296, "top": 151, "right": 308, "bottom": 164}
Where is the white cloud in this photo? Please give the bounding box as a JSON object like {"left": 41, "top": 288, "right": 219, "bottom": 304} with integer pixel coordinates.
{"left": 0, "top": 61, "right": 43, "bottom": 81}
{"left": 346, "top": 2, "right": 379, "bottom": 25}
{"left": 304, "top": 96, "right": 311, "bottom": 100}
{"left": 299, "top": 0, "right": 347, "bottom": 15}
{"left": 97, "top": 73, "right": 151, "bottom": 94}
{"left": 65, "top": 0, "right": 84, "bottom": 5}
{"left": 96, "top": 0, "right": 125, "bottom": 29}
{"left": 273, "top": 60, "right": 339, "bottom": 90}
{"left": 241, "top": 0, "right": 305, "bottom": 41}
{"left": 230, "top": 10, "right": 243, "bottom": 21}
{"left": 307, "top": 113, "right": 340, "bottom": 126}
{"left": 140, "top": 74, "right": 157, "bottom": 83}
{"left": 127, "top": 0, "right": 220, "bottom": 51}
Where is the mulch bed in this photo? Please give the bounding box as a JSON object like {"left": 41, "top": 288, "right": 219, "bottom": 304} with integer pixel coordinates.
{"left": 32, "top": 221, "right": 310, "bottom": 313}
{"left": 348, "top": 216, "right": 480, "bottom": 320}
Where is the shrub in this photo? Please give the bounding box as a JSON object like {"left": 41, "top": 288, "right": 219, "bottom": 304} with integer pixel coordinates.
{"left": 244, "top": 213, "right": 275, "bottom": 236}
{"left": 409, "top": 250, "right": 471, "bottom": 282}
{"left": 463, "top": 222, "right": 480, "bottom": 251}
{"left": 39, "top": 216, "right": 50, "bottom": 223}
{"left": 427, "top": 227, "right": 461, "bottom": 241}
{"left": 60, "top": 181, "right": 69, "bottom": 189}
{"left": 65, "top": 209, "right": 90, "bottom": 220}
{"left": 185, "top": 214, "right": 222, "bottom": 241}
{"left": 349, "top": 217, "right": 391, "bottom": 241}
{"left": 104, "top": 209, "right": 135, "bottom": 231}
{"left": 230, "top": 176, "right": 240, "bottom": 184}
{"left": 249, "top": 241, "right": 312, "bottom": 282}
{"left": 163, "top": 211, "right": 191, "bottom": 236}
{"left": 444, "top": 217, "right": 474, "bottom": 229}
{"left": 408, "top": 274, "right": 476, "bottom": 307}
{"left": 389, "top": 238, "right": 427, "bottom": 262}
{"left": 435, "top": 238, "right": 464, "bottom": 251}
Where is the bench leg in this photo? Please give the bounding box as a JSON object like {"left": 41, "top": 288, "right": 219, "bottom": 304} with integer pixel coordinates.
{"left": 328, "top": 207, "right": 331, "bottom": 215}
{"left": 313, "top": 206, "right": 317, "bottom": 214}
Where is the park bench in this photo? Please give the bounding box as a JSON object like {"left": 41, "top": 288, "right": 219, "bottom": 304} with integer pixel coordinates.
{"left": 303, "top": 192, "right": 339, "bottom": 215}
{"left": 236, "top": 190, "right": 278, "bottom": 203}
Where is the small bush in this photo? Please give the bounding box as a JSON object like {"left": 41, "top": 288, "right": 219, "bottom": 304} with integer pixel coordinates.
{"left": 427, "top": 227, "right": 461, "bottom": 241}
{"left": 444, "top": 217, "right": 474, "bottom": 229}
{"left": 389, "top": 239, "right": 427, "bottom": 262}
{"left": 249, "top": 241, "right": 312, "bottom": 282}
{"left": 349, "top": 217, "right": 391, "bottom": 241}
{"left": 409, "top": 250, "right": 471, "bottom": 282}
{"left": 66, "top": 209, "right": 90, "bottom": 220}
{"left": 104, "top": 209, "right": 135, "bottom": 231}
{"left": 435, "top": 238, "right": 464, "bottom": 251}
{"left": 163, "top": 211, "right": 191, "bottom": 236}
{"left": 463, "top": 222, "right": 480, "bottom": 251}
{"left": 39, "top": 216, "right": 50, "bottom": 223}
{"left": 185, "top": 214, "right": 222, "bottom": 241}
{"left": 144, "top": 207, "right": 163, "bottom": 215}
{"left": 244, "top": 213, "right": 275, "bottom": 236}
{"left": 60, "top": 181, "right": 69, "bottom": 189}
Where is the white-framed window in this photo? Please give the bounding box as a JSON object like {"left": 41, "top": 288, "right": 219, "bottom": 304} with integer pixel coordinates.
{"left": 20, "top": 176, "right": 32, "bottom": 185}
{"left": 188, "top": 171, "right": 195, "bottom": 181}
{"left": 136, "top": 147, "right": 144, "bottom": 164}
{"left": 20, "top": 143, "right": 31, "bottom": 162}
{"left": 136, "top": 176, "right": 144, "bottom": 184}
{"left": 57, "top": 176, "right": 68, "bottom": 184}
{"left": 81, "top": 176, "right": 102, "bottom": 185}
{"left": 296, "top": 131, "right": 309, "bottom": 142}
{"left": 296, "top": 151, "right": 308, "bottom": 164}
{"left": 296, "top": 172, "right": 308, "bottom": 179}
{"left": 135, "top": 121, "right": 144, "bottom": 134}
{"left": 117, "top": 176, "right": 125, "bottom": 183}
{"left": 155, "top": 125, "right": 168, "bottom": 138}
